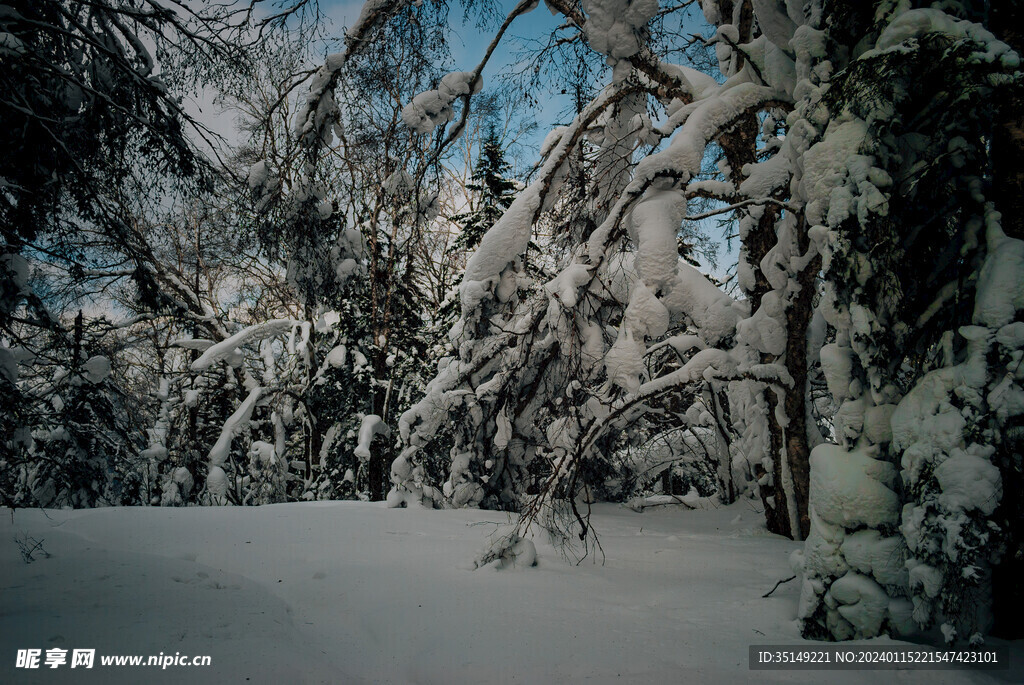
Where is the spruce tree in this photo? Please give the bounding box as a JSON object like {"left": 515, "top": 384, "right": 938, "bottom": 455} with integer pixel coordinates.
{"left": 451, "top": 127, "right": 518, "bottom": 254}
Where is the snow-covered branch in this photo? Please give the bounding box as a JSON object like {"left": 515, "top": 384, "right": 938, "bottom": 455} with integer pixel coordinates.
{"left": 191, "top": 319, "right": 299, "bottom": 371}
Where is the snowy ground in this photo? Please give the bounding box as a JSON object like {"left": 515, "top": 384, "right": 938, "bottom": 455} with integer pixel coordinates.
{"left": 1, "top": 501, "right": 1020, "bottom": 684}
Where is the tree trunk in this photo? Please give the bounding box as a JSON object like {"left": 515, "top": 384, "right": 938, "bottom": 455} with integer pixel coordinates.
{"left": 761, "top": 387, "right": 792, "bottom": 539}
{"left": 783, "top": 254, "right": 821, "bottom": 540}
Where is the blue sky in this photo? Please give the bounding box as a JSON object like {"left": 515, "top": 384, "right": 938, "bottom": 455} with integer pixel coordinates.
{"left": 314, "top": 0, "right": 734, "bottom": 277}
{"left": 319, "top": 0, "right": 576, "bottom": 156}
{"left": 180, "top": 1, "right": 572, "bottom": 166}
{"left": 184, "top": 0, "right": 734, "bottom": 277}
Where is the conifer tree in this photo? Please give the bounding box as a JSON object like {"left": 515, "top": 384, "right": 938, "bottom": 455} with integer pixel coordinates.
{"left": 451, "top": 126, "right": 519, "bottom": 254}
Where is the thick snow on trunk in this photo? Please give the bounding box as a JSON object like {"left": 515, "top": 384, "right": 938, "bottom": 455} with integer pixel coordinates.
{"left": 892, "top": 218, "right": 1023, "bottom": 643}
{"left": 797, "top": 2, "right": 1021, "bottom": 642}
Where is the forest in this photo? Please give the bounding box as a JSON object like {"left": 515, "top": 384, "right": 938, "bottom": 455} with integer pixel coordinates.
{"left": 1, "top": 0, "right": 1022, "bottom": 678}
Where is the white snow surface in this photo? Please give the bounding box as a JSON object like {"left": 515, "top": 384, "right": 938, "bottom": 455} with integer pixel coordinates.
{"left": 1, "top": 501, "right": 1007, "bottom": 684}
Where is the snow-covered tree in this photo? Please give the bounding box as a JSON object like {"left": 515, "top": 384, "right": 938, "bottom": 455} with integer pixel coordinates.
{"left": 777, "top": 2, "right": 1023, "bottom": 643}
{"left": 386, "top": 0, "right": 758, "bottom": 533}
{"left": 2, "top": 308, "right": 144, "bottom": 508}
{"left": 1, "top": 0, "right": 1019, "bottom": 649}
{"left": 0, "top": 0, "right": 323, "bottom": 509}
{"left": 206, "top": 1, "right": 481, "bottom": 503}
{"left": 450, "top": 126, "right": 520, "bottom": 254}
{"left": 336, "top": 0, "right": 1023, "bottom": 642}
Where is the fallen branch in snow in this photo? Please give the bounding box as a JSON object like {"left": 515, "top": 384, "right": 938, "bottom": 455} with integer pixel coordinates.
{"left": 626, "top": 495, "right": 697, "bottom": 511}
{"left": 466, "top": 520, "right": 511, "bottom": 528}
{"left": 762, "top": 575, "right": 796, "bottom": 598}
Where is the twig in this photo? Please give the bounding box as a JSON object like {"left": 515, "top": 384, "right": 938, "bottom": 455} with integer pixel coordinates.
{"left": 763, "top": 575, "right": 797, "bottom": 598}
{"left": 14, "top": 534, "right": 50, "bottom": 563}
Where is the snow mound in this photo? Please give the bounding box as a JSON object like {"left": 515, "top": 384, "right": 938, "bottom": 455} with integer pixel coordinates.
{"left": 808, "top": 444, "right": 898, "bottom": 529}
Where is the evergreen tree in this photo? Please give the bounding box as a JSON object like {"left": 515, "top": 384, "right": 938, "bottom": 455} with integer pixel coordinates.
{"left": 451, "top": 127, "right": 519, "bottom": 254}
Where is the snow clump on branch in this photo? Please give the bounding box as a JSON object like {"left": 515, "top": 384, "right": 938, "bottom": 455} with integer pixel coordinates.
{"left": 401, "top": 72, "right": 483, "bottom": 135}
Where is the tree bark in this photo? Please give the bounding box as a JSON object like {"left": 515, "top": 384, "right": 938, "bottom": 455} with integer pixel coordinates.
{"left": 761, "top": 387, "right": 792, "bottom": 539}
{"left": 783, "top": 254, "right": 821, "bottom": 540}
